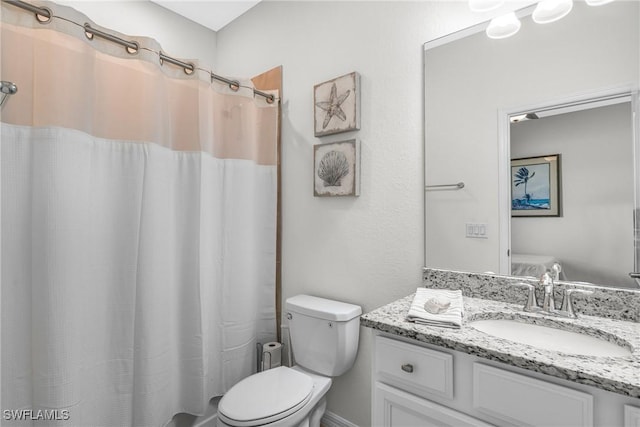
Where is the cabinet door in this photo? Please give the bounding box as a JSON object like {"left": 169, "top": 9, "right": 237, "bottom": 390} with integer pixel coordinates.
{"left": 473, "top": 363, "right": 593, "bottom": 427}
{"left": 374, "top": 382, "right": 493, "bottom": 427}
{"left": 626, "top": 405, "right": 640, "bottom": 427}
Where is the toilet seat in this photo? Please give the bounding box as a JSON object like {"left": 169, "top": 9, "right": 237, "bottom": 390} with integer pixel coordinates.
{"left": 217, "top": 366, "right": 314, "bottom": 427}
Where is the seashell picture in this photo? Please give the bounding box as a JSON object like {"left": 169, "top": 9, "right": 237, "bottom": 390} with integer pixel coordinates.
{"left": 314, "top": 72, "right": 361, "bottom": 137}
{"left": 314, "top": 139, "right": 361, "bottom": 197}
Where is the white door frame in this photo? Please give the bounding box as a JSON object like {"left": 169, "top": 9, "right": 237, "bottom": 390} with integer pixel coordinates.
{"left": 497, "top": 85, "right": 640, "bottom": 277}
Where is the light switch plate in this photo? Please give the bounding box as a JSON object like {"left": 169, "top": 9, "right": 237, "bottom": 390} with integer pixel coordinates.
{"left": 466, "top": 223, "right": 488, "bottom": 239}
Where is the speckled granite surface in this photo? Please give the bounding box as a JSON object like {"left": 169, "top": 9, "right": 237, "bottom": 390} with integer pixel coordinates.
{"left": 362, "top": 269, "right": 640, "bottom": 398}
{"left": 423, "top": 268, "right": 640, "bottom": 322}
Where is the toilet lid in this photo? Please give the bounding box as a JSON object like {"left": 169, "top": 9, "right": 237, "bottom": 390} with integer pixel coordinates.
{"left": 218, "top": 366, "right": 314, "bottom": 427}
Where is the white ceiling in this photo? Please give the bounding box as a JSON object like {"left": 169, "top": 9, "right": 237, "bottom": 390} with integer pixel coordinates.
{"left": 151, "top": 0, "right": 262, "bottom": 31}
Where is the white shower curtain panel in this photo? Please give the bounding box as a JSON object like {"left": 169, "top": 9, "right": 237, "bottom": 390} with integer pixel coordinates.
{"left": 2, "top": 124, "right": 277, "bottom": 426}
{"left": 1, "top": 5, "right": 279, "bottom": 425}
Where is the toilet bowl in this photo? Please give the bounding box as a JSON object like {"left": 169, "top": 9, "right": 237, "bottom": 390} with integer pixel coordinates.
{"left": 217, "top": 366, "right": 331, "bottom": 427}
{"left": 216, "top": 295, "right": 361, "bottom": 427}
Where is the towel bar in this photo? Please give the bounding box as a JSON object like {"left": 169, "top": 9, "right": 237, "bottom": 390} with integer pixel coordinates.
{"left": 425, "top": 182, "right": 465, "bottom": 191}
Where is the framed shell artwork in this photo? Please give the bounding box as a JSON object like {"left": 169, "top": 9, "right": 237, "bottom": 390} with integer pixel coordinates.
{"left": 314, "top": 139, "right": 361, "bottom": 197}
{"left": 314, "top": 72, "right": 361, "bottom": 137}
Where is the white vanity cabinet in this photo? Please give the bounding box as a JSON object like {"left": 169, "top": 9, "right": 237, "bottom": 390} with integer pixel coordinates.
{"left": 373, "top": 335, "right": 491, "bottom": 427}
{"left": 372, "top": 334, "right": 639, "bottom": 427}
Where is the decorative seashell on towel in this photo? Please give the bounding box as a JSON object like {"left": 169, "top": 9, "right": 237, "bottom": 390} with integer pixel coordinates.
{"left": 318, "top": 150, "right": 349, "bottom": 187}
{"left": 424, "top": 297, "right": 451, "bottom": 314}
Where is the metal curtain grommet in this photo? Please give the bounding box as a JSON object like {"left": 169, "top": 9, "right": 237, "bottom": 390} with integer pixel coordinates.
{"left": 35, "top": 7, "right": 52, "bottom": 24}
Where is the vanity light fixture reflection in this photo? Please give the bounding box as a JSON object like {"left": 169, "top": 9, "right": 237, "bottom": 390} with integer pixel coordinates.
{"left": 478, "top": 0, "right": 615, "bottom": 40}
{"left": 486, "top": 12, "right": 522, "bottom": 39}
{"left": 532, "top": 0, "right": 574, "bottom": 24}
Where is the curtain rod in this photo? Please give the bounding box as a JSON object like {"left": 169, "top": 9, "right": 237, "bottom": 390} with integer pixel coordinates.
{"left": 2, "top": 0, "right": 276, "bottom": 104}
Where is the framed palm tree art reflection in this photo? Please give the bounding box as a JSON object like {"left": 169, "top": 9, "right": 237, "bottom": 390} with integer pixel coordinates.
{"left": 511, "top": 154, "right": 561, "bottom": 217}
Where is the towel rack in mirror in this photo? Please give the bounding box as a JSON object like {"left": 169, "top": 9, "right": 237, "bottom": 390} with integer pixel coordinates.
{"left": 425, "top": 182, "right": 465, "bottom": 191}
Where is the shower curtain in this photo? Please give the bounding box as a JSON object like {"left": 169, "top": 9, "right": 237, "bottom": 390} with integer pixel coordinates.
{"left": 1, "top": 3, "right": 278, "bottom": 426}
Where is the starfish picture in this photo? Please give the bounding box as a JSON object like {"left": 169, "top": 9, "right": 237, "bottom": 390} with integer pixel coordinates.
{"left": 313, "top": 72, "right": 360, "bottom": 137}
{"left": 315, "top": 82, "right": 351, "bottom": 129}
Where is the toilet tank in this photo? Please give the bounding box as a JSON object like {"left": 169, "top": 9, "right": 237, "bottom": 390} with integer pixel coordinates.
{"left": 285, "top": 295, "right": 362, "bottom": 377}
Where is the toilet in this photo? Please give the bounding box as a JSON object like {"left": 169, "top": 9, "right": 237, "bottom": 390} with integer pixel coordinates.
{"left": 217, "top": 295, "right": 362, "bottom": 427}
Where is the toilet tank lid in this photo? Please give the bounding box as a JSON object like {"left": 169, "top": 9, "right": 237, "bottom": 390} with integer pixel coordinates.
{"left": 286, "top": 295, "right": 362, "bottom": 321}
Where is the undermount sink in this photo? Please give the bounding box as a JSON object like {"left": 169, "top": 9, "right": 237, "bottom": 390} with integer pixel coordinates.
{"left": 469, "top": 318, "right": 632, "bottom": 357}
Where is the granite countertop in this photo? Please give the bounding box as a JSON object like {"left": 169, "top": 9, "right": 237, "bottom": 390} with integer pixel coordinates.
{"left": 361, "top": 294, "right": 640, "bottom": 398}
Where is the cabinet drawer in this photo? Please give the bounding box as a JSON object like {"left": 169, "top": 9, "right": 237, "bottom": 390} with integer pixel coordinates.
{"left": 375, "top": 336, "right": 453, "bottom": 400}
{"left": 473, "top": 363, "right": 593, "bottom": 427}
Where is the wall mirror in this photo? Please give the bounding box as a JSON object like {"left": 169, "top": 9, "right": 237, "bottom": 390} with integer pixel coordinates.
{"left": 424, "top": 1, "right": 640, "bottom": 289}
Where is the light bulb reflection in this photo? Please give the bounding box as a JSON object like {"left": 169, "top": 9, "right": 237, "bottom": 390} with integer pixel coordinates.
{"left": 532, "top": 0, "right": 574, "bottom": 24}
{"left": 486, "top": 12, "right": 521, "bottom": 39}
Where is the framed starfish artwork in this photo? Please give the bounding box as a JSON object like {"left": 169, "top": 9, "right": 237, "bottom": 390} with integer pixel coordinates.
{"left": 314, "top": 72, "right": 361, "bottom": 137}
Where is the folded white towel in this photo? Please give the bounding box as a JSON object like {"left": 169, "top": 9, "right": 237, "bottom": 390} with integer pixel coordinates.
{"left": 406, "top": 288, "right": 464, "bottom": 329}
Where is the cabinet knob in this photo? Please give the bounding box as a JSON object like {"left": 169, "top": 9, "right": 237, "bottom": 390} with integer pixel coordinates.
{"left": 401, "top": 363, "right": 414, "bottom": 373}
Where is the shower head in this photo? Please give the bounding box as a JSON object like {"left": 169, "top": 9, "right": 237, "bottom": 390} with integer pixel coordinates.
{"left": 0, "top": 81, "right": 18, "bottom": 107}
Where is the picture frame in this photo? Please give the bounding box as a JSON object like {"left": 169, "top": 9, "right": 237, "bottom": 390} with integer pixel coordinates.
{"left": 314, "top": 72, "right": 361, "bottom": 137}
{"left": 511, "top": 154, "right": 561, "bottom": 217}
{"left": 314, "top": 139, "right": 360, "bottom": 197}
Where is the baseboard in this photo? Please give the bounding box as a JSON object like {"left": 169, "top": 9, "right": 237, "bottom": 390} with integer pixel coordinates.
{"left": 321, "top": 410, "right": 359, "bottom": 427}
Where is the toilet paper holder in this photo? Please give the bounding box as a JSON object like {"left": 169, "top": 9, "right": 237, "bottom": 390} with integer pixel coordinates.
{"left": 256, "top": 341, "right": 283, "bottom": 372}
{"left": 256, "top": 342, "right": 263, "bottom": 372}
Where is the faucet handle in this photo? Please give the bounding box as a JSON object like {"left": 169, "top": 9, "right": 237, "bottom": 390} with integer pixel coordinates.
{"left": 539, "top": 271, "right": 553, "bottom": 286}
{"left": 514, "top": 282, "right": 540, "bottom": 312}
{"left": 539, "top": 272, "right": 556, "bottom": 312}
{"left": 559, "top": 288, "right": 593, "bottom": 318}
{"left": 551, "top": 263, "right": 562, "bottom": 281}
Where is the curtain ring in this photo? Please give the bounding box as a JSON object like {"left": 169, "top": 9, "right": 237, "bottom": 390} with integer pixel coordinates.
{"left": 35, "top": 6, "right": 52, "bottom": 24}
{"left": 229, "top": 81, "right": 240, "bottom": 92}
{"left": 126, "top": 42, "right": 139, "bottom": 55}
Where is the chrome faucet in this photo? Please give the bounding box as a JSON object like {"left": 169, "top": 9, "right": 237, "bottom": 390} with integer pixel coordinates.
{"left": 514, "top": 282, "right": 540, "bottom": 313}
{"left": 550, "top": 262, "right": 562, "bottom": 282}
{"left": 515, "top": 272, "right": 592, "bottom": 318}
{"left": 557, "top": 288, "right": 593, "bottom": 318}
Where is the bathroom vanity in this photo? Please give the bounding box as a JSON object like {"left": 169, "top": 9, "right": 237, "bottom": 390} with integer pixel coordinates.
{"left": 362, "top": 269, "right": 640, "bottom": 427}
